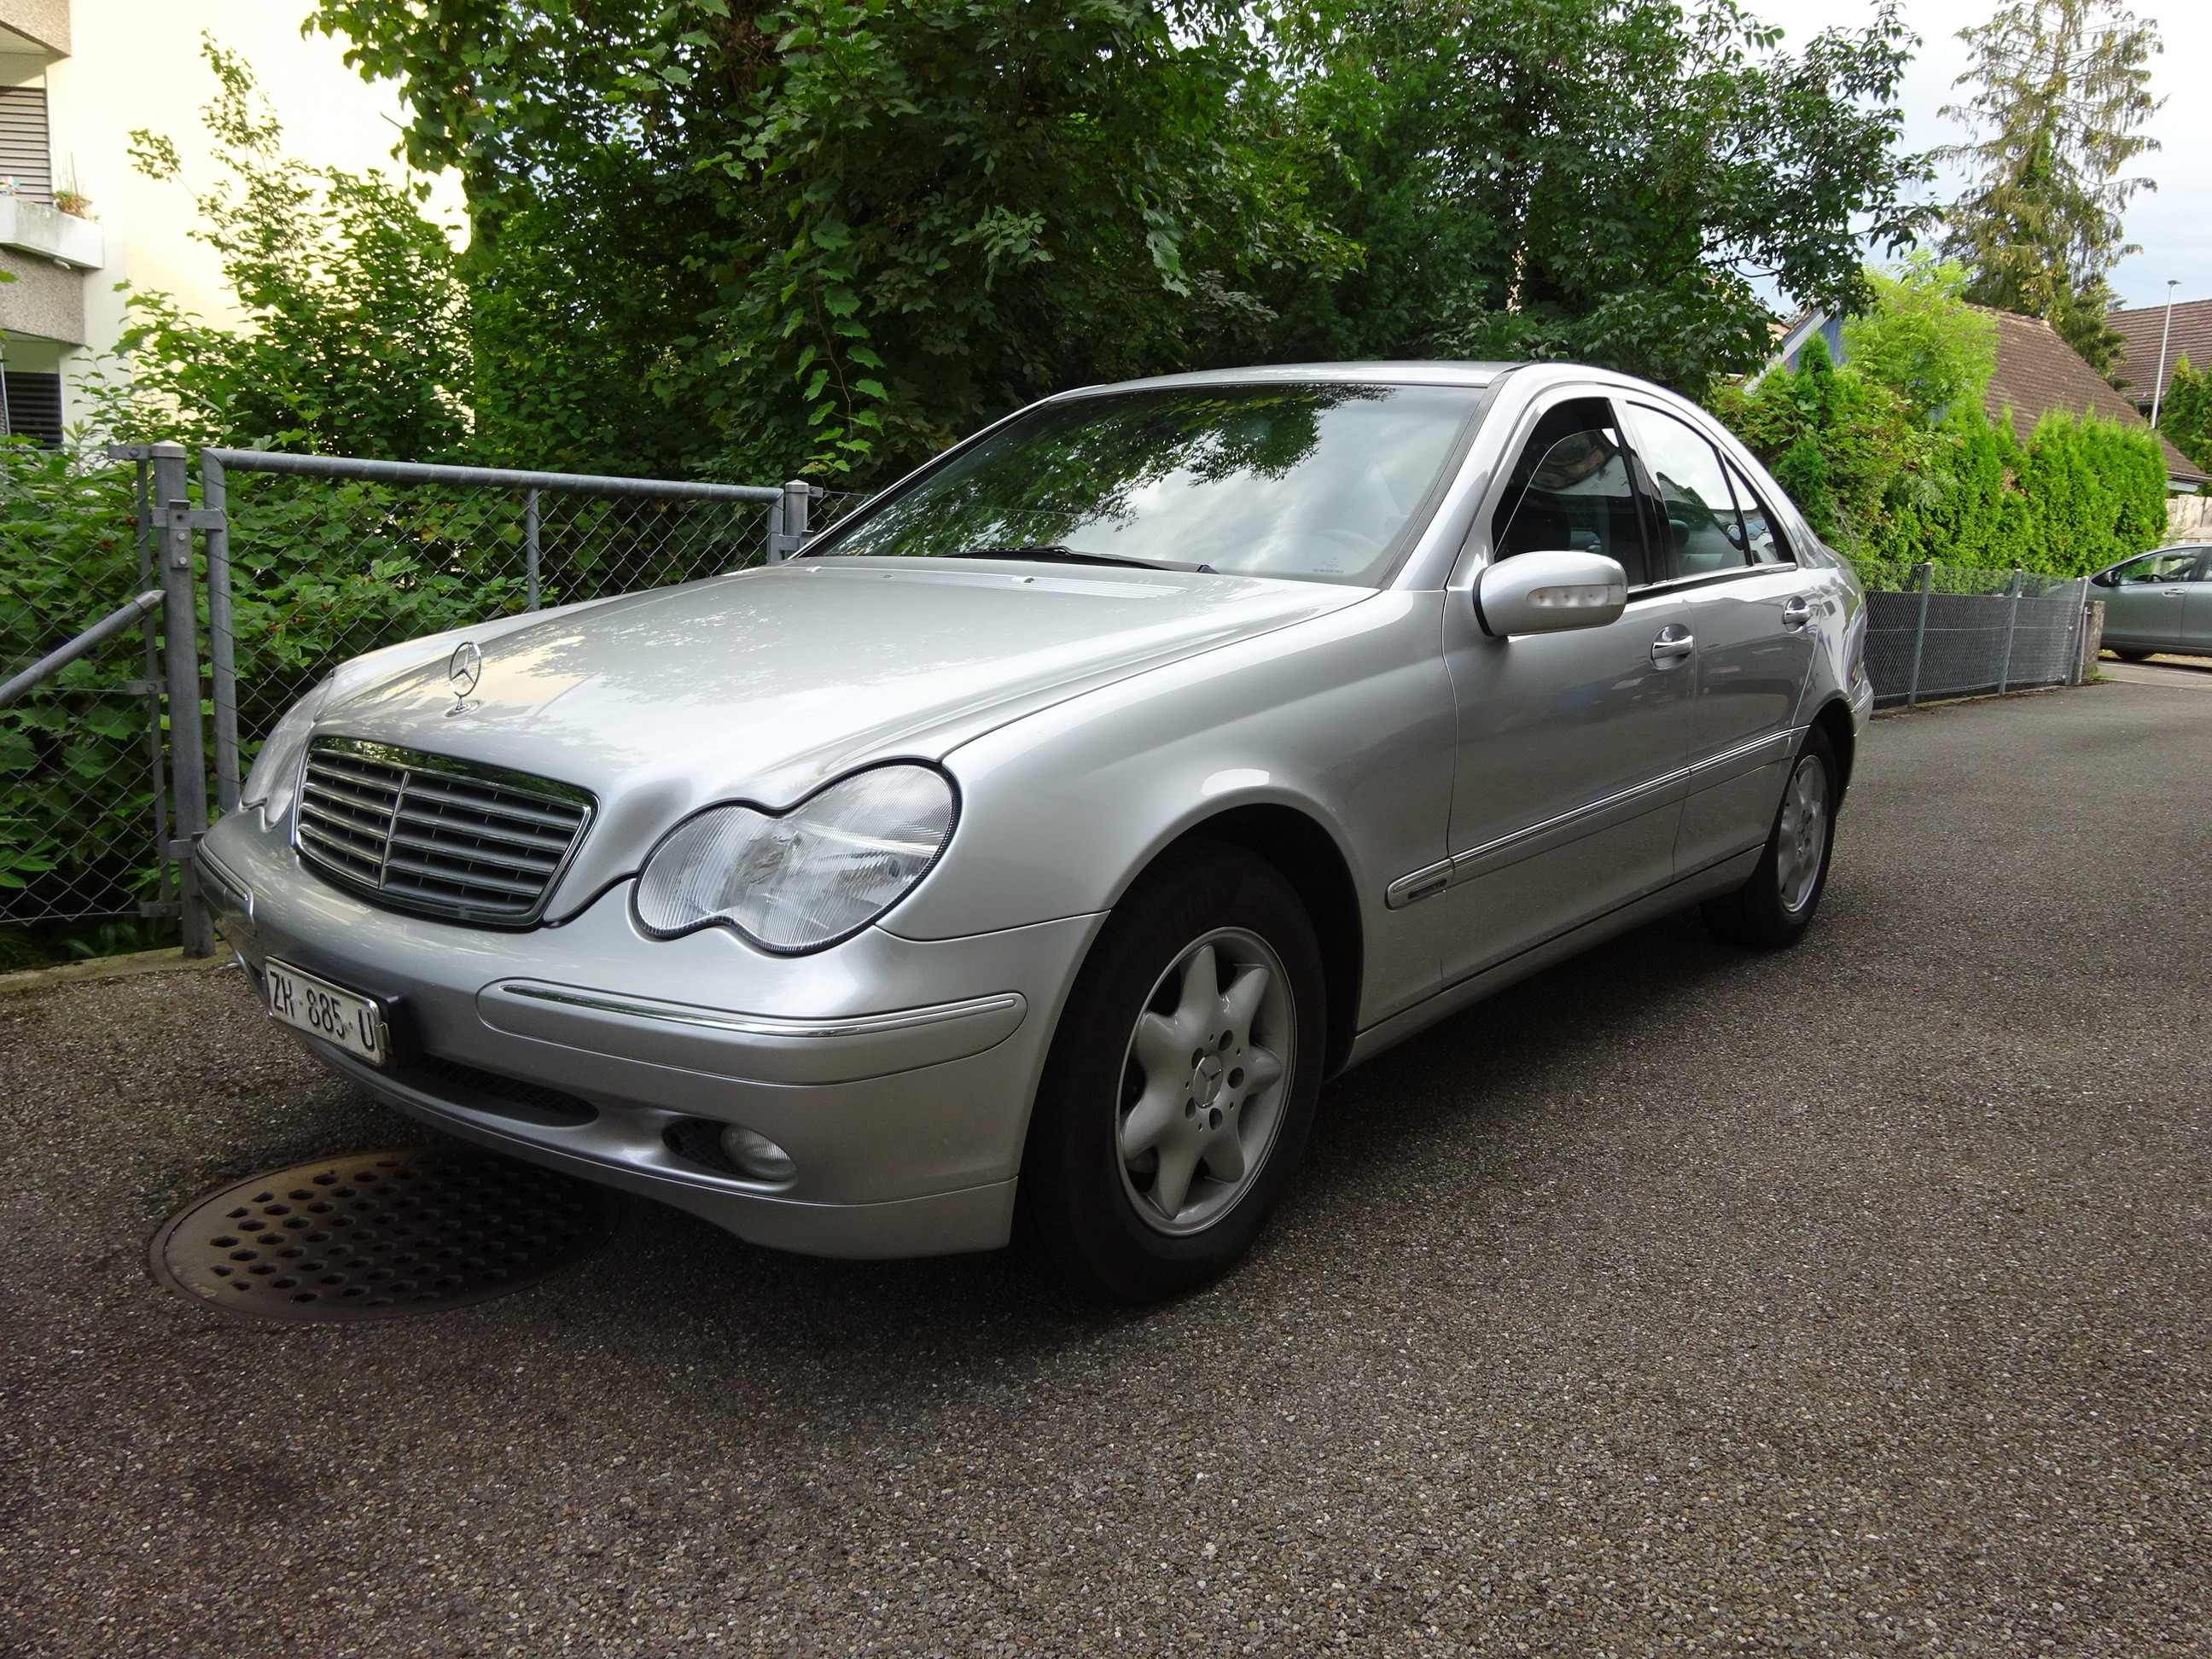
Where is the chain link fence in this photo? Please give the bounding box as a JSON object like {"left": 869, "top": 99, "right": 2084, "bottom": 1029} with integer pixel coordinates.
{"left": 199, "top": 451, "right": 877, "bottom": 806}
{"left": 1846, "top": 557, "right": 2093, "bottom": 709}
{"left": 0, "top": 454, "right": 175, "bottom": 957}
{"left": 3, "top": 441, "right": 869, "bottom": 961}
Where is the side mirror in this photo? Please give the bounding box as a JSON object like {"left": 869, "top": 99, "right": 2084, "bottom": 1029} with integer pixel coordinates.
{"left": 1475, "top": 550, "right": 1628, "bottom": 638}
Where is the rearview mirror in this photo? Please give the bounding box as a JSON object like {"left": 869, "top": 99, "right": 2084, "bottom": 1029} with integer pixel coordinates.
{"left": 1475, "top": 550, "right": 1629, "bottom": 638}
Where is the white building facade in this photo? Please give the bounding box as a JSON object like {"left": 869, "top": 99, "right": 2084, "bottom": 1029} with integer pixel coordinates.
{"left": 0, "top": 0, "right": 452, "bottom": 442}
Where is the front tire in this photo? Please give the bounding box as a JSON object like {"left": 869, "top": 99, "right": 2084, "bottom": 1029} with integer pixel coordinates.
{"left": 2108, "top": 648, "right": 2152, "bottom": 663}
{"left": 1702, "top": 728, "right": 1837, "bottom": 949}
{"left": 1016, "top": 841, "right": 1326, "bottom": 1301}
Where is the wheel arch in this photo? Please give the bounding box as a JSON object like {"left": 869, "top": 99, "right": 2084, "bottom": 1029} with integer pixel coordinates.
{"left": 1156, "top": 804, "right": 1365, "bottom": 1080}
{"left": 1808, "top": 696, "right": 1855, "bottom": 803}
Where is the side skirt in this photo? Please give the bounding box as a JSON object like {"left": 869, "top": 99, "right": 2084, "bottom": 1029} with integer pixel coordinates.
{"left": 1337, "top": 848, "right": 1761, "bottom": 1074}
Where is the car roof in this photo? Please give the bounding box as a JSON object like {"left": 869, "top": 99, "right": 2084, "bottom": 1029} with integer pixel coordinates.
{"left": 1055, "top": 361, "right": 1516, "bottom": 399}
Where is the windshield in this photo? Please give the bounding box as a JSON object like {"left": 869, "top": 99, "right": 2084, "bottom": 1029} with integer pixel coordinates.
{"left": 808, "top": 382, "right": 1485, "bottom": 585}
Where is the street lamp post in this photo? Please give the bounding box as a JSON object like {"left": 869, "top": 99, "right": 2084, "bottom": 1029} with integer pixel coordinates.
{"left": 2151, "top": 278, "right": 2180, "bottom": 428}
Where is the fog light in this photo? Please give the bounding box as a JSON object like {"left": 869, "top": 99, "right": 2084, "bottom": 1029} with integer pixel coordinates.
{"left": 720, "top": 1125, "right": 795, "bottom": 1184}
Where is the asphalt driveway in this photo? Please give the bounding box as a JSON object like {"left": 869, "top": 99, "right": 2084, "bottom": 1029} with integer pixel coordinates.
{"left": 3, "top": 676, "right": 2208, "bottom": 1657}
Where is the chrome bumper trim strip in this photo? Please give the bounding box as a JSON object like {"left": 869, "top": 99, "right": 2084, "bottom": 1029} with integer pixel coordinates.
{"left": 492, "top": 981, "right": 1024, "bottom": 1042}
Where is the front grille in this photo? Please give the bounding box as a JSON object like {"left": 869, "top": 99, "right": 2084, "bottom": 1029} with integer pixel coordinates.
{"left": 294, "top": 736, "right": 594, "bottom": 926}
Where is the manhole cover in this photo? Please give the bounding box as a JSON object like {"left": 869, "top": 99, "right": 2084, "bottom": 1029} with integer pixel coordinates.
{"left": 151, "top": 1149, "right": 617, "bottom": 1323}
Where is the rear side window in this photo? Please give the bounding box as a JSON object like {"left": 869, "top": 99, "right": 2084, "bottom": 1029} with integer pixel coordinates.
{"left": 1726, "top": 462, "right": 1793, "bottom": 564}
{"left": 1489, "top": 397, "right": 1653, "bottom": 587}
{"left": 1625, "top": 404, "right": 1749, "bottom": 579}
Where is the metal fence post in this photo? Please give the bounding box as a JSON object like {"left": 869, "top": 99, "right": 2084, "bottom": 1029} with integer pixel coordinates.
{"left": 523, "top": 488, "right": 541, "bottom": 610}
{"left": 1904, "top": 561, "right": 1933, "bottom": 708}
{"left": 765, "top": 479, "right": 811, "bottom": 562}
{"left": 151, "top": 442, "right": 214, "bottom": 957}
{"left": 783, "top": 478, "right": 812, "bottom": 562}
{"left": 1997, "top": 569, "right": 2024, "bottom": 696}
{"left": 2066, "top": 579, "right": 2093, "bottom": 684}
{"left": 199, "top": 452, "right": 240, "bottom": 812}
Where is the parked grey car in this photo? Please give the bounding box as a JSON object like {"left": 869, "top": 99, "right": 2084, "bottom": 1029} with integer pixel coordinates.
{"left": 2093, "top": 544, "right": 2212, "bottom": 661}
{"left": 198, "top": 363, "right": 1871, "bottom": 1300}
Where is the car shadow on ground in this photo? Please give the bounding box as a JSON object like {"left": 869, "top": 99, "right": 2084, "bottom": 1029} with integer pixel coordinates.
{"left": 502, "top": 903, "right": 1748, "bottom": 1369}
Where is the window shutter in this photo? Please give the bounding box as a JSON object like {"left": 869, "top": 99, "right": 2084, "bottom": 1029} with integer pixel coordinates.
{"left": 3, "top": 372, "right": 64, "bottom": 446}
{"left": 0, "top": 84, "right": 53, "bottom": 201}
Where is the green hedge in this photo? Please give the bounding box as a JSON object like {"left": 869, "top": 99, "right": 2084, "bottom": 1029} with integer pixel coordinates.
{"left": 1713, "top": 337, "right": 2170, "bottom": 577}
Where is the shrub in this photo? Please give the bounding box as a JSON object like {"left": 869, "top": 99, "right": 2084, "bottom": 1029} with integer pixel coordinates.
{"left": 1713, "top": 262, "right": 2169, "bottom": 575}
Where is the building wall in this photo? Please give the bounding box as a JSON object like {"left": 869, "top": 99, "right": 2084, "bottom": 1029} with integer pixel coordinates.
{"left": 1, "top": 0, "right": 463, "bottom": 434}
{"left": 0, "top": 245, "right": 82, "bottom": 341}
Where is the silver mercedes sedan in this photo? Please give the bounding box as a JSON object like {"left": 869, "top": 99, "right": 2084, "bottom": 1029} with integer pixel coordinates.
{"left": 198, "top": 363, "right": 1871, "bottom": 1301}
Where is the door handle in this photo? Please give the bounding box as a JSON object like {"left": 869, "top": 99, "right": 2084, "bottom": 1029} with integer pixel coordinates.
{"left": 2163, "top": 587, "right": 2186, "bottom": 597}
{"left": 1650, "top": 626, "right": 1695, "bottom": 666}
{"left": 1781, "top": 597, "right": 1813, "bottom": 631}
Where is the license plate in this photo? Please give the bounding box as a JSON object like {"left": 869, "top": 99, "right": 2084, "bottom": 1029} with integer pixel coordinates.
{"left": 264, "top": 958, "right": 390, "bottom": 1067}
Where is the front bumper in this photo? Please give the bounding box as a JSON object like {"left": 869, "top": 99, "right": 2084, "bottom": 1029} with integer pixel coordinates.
{"left": 199, "top": 812, "right": 1102, "bottom": 1259}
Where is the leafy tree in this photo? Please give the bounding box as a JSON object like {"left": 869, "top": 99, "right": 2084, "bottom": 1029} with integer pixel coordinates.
{"left": 2157, "top": 354, "right": 2212, "bottom": 473}
{"left": 84, "top": 38, "right": 469, "bottom": 460}
{"left": 1839, "top": 253, "right": 1997, "bottom": 419}
{"left": 1251, "top": 0, "right": 1933, "bottom": 397}
{"left": 315, "top": 0, "right": 1930, "bottom": 476}
{"left": 1939, "top": 0, "right": 2162, "bottom": 381}
{"left": 312, "top": 0, "right": 1342, "bottom": 483}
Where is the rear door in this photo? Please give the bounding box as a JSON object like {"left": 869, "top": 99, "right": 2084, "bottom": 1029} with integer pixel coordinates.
{"left": 1619, "top": 401, "right": 1813, "bottom": 877}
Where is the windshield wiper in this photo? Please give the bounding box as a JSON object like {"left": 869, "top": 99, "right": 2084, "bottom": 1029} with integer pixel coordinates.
{"left": 958, "top": 544, "right": 1174, "bottom": 572}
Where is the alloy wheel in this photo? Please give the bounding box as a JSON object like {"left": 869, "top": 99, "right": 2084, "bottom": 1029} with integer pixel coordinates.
{"left": 1115, "top": 928, "right": 1295, "bottom": 1236}
{"left": 1775, "top": 753, "right": 1830, "bottom": 914}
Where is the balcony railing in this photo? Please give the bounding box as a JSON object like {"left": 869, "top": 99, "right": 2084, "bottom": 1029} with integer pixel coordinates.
{"left": 0, "top": 195, "right": 102, "bottom": 271}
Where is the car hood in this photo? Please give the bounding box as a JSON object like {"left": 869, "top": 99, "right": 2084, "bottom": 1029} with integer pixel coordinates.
{"left": 312, "top": 558, "right": 1365, "bottom": 915}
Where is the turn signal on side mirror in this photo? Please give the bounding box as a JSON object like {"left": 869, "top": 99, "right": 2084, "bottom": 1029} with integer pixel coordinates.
{"left": 1528, "top": 582, "right": 1621, "bottom": 610}
{"left": 1475, "top": 549, "right": 1631, "bottom": 637}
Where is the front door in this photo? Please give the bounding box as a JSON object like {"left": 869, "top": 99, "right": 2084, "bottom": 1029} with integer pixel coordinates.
{"left": 1437, "top": 393, "right": 1695, "bottom": 986}
{"left": 2102, "top": 550, "right": 2198, "bottom": 651}
{"left": 1619, "top": 401, "right": 1814, "bottom": 876}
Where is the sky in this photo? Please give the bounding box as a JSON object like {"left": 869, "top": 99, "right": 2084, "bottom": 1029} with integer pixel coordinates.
{"left": 1752, "top": 0, "right": 2209, "bottom": 317}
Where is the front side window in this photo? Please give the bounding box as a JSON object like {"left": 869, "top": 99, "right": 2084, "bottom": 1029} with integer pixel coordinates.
{"left": 2111, "top": 550, "right": 2201, "bottom": 585}
{"left": 812, "top": 383, "right": 1485, "bottom": 585}
{"left": 1626, "top": 405, "right": 1749, "bottom": 579}
{"left": 1489, "top": 398, "right": 1652, "bottom": 586}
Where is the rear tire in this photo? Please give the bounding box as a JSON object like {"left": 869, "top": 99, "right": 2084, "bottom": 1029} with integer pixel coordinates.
{"left": 2108, "top": 648, "right": 2152, "bottom": 663}
{"left": 1702, "top": 728, "right": 1837, "bottom": 949}
{"left": 1015, "top": 841, "right": 1326, "bottom": 1302}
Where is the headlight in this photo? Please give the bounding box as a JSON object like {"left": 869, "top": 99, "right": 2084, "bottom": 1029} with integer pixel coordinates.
{"left": 240, "top": 679, "right": 333, "bottom": 825}
{"left": 632, "top": 765, "right": 957, "bottom": 953}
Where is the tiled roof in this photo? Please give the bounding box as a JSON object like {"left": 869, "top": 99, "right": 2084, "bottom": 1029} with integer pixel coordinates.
{"left": 1979, "top": 306, "right": 2206, "bottom": 486}
{"left": 2109, "top": 297, "right": 2212, "bottom": 407}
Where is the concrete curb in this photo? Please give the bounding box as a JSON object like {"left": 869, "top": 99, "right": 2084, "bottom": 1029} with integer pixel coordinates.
{"left": 1869, "top": 680, "right": 2100, "bottom": 719}
{"left": 0, "top": 946, "right": 233, "bottom": 998}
